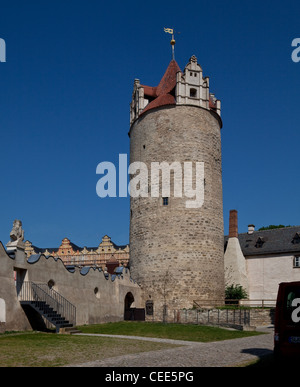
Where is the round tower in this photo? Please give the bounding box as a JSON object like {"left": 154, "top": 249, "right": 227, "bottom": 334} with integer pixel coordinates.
{"left": 129, "top": 55, "right": 224, "bottom": 320}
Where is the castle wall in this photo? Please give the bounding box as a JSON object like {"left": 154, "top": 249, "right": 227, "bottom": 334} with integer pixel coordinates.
{"left": 0, "top": 244, "right": 31, "bottom": 331}
{"left": 129, "top": 105, "right": 224, "bottom": 318}
{"left": 0, "top": 242, "right": 141, "bottom": 331}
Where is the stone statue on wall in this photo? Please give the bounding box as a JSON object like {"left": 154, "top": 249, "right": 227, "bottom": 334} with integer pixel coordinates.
{"left": 6, "top": 219, "right": 25, "bottom": 251}
{"left": 10, "top": 220, "right": 24, "bottom": 242}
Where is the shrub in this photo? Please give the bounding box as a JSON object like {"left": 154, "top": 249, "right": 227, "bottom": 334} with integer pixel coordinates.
{"left": 225, "top": 284, "right": 248, "bottom": 300}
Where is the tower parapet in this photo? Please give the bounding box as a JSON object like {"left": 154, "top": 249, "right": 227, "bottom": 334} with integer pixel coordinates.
{"left": 130, "top": 55, "right": 221, "bottom": 127}
{"left": 176, "top": 55, "right": 221, "bottom": 116}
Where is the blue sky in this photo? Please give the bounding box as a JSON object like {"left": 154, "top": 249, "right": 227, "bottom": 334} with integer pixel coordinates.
{"left": 0, "top": 0, "right": 299, "bottom": 247}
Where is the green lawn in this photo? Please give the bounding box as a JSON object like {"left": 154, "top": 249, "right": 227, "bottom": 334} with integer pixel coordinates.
{"left": 78, "top": 321, "right": 264, "bottom": 342}
{"left": 0, "top": 331, "right": 177, "bottom": 367}
{"left": 0, "top": 323, "right": 266, "bottom": 367}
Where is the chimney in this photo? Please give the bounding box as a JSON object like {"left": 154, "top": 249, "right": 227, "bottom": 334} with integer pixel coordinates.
{"left": 229, "top": 210, "right": 238, "bottom": 238}
{"left": 248, "top": 224, "right": 255, "bottom": 234}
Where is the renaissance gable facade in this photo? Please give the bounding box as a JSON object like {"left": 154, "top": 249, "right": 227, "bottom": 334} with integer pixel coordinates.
{"left": 25, "top": 235, "right": 129, "bottom": 272}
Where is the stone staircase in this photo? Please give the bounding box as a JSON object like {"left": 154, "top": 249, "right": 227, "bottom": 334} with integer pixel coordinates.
{"left": 20, "top": 300, "right": 74, "bottom": 333}
{"left": 19, "top": 281, "right": 77, "bottom": 333}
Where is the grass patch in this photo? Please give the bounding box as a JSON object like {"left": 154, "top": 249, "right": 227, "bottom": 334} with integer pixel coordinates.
{"left": 0, "top": 331, "right": 178, "bottom": 367}
{"left": 0, "top": 323, "right": 266, "bottom": 367}
{"left": 78, "top": 321, "right": 264, "bottom": 342}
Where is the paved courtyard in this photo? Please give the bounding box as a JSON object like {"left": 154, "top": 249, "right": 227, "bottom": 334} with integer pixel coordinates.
{"left": 68, "top": 326, "right": 274, "bottom": 367}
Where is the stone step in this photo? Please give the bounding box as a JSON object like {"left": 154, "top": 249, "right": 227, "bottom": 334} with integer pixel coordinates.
{"left": 59, "top": 326, "right": 82, "bottom": 335}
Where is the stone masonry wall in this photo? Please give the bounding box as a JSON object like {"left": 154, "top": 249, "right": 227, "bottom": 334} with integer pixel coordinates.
{"left": 0, "top": 323, "right": 5, "bottom": 333}
{"left": 147, "top": 308, "right": 274, "bottom": 329}
{"left": 129, "top": 105, "right": 224, "bottom": 318}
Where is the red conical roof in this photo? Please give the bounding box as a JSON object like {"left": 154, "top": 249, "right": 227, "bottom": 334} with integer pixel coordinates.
{"left": 156, "top": 59, "right": 182, "bottom": 95}
{"left": 141, "top": 59, "right": 182, "bottom": 115}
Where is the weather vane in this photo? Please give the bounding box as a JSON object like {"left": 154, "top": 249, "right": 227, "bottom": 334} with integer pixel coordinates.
{"left": 164, "top": 27, "right": 179, "bottom": 60}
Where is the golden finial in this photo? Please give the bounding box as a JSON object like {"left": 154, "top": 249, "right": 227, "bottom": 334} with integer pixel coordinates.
{"left": 164, "top": 27, "right": 176, "bottom": 60}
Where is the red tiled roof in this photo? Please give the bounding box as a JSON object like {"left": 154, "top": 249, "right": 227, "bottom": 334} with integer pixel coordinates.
{"left": 142, "top": 94, "right": 176, "bottom": 114}
{"left": 142, "top": 85, "right": 157, "bottom": 98}
{"left": 139, "top": 59, "right": 220, "bottom": 118}
{"left": 156, "top": 59, "right": 182, "bottom": 95}
{"left": 140, "top": 59, "right": 182, "bottom": 116}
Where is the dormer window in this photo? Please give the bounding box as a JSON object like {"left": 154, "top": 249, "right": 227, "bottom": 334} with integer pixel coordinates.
{"left": 292, "top": 233, "right": 300, "bottom": 244}
{"left": 255, "top": 237, "right": 265, "bottom": 248}
{"left": 190, "top": 88, "right": 197, "bottom": 98}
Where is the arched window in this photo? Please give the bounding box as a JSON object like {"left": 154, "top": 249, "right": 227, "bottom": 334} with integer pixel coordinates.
{"left": 48, "top": 279, "right": 55, "bottom": 289}
{"left": 94, "top": 287, "right": 100, "bottom": 299}
{"left": 124, "top": 292, "right": 135, "bottom": 320}
{"left": 124, "top": 292, "right": 134, "bottom": 310}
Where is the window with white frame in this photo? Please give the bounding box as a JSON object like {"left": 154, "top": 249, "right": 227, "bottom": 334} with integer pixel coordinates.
{"left": 294, "top": 256, "right": 300, "bottom": 268}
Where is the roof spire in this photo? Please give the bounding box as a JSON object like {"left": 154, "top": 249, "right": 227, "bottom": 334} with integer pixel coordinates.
{"left": 164, "top": 27, "right": 176, "bottom": 60}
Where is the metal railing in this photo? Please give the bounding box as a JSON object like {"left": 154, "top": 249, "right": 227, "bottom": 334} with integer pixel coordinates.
{"left": 193, "top": 299, "right": 276, "bottom": 309}
{"left": 238, "top": 299, "right": 276, "bottom": 308}
{"left": 18, "top": 281, "right": 76, "bottom": 326}
{"left": 174, "top": 308, "right": 251, "bottom": 327}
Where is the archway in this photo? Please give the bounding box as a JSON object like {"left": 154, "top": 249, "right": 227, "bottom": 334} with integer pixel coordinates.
{"left": 124, "top": 292, "right": 135, "bottom": 320}
{"left": 124, "top": 292, "right": 145, "bottom": 321}
{"left": 124, "top": 292, "right": 134, "bottom": 309}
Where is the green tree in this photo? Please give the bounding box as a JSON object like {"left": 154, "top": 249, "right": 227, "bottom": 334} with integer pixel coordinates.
{"left": 225, "top": 284, "right": 248, "bottom": 300}
{"left": 258, "top": 224, "right": 292, "bottom": 231}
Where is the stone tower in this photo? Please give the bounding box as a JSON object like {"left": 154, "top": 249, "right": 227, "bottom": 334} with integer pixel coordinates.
{"left": 129, "top": 55, "right": 224, "bottom": 319}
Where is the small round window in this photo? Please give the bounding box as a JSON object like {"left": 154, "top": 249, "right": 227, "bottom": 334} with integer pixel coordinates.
{"left": 94, "top": 287, "right": 100, "bottom": 299}
{"left": 48, "top": 279, "right": 55, "bottom": 289}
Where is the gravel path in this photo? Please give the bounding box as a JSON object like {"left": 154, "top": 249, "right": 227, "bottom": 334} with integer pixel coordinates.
{"left": 66, "top": 326, "right": 274, "bottom": 368}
